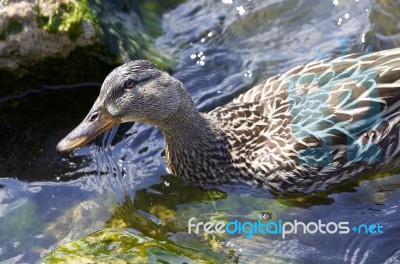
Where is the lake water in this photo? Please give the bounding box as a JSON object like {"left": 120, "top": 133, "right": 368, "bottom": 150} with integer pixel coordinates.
{"left": 1, "top": 0, "right": 400, "bottom": 263}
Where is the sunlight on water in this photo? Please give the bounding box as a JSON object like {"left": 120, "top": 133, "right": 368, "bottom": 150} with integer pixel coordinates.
{"left": 1, "top": 0, "right": 400, "bottom": 263}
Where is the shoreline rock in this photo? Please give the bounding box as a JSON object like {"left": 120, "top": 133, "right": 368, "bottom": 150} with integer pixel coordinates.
{"left": 0, "top": 0, "right": 176, "bottom": 97}
{"left": 0, "top": 0, "right": 98, "bottom": 70}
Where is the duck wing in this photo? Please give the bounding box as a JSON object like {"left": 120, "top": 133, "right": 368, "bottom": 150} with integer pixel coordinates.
{"left": 209, "top": 48, "right": 400, "bottom": 189}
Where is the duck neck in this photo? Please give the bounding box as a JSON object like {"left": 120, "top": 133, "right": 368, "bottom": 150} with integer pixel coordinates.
{"left": 159, "top": 96, "right": 214, "bottom": 148}
{"left": 157, "top": 91, "right": 234, "bottom": 184}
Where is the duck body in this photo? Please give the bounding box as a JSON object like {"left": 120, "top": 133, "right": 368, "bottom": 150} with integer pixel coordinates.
{"left": 165, "top": 48, "right": 400, "bottom": 193}
{"left": 57, "top": 48, "right": 400, "bottom": 194}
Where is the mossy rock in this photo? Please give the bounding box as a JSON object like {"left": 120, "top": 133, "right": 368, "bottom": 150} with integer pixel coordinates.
{"left": 35, "top": 0, "right": 95, "bottom": 41}
{"left": 0, "top": 0, "right": 179, "bottom": 97}
{"left": 41, "top": 228, "right": 229, "bottom": 264}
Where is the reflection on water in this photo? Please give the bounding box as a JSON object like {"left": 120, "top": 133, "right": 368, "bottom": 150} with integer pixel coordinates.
{"left": 1, "top": 0, "right": 400, "bottom": 263}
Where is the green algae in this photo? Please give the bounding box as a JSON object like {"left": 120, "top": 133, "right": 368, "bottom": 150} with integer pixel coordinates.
{"left": 36, "top": 1, "right": 95, "bottom": 41}
{"left": 41, "top": 228, "right": 228, "bottom": 263}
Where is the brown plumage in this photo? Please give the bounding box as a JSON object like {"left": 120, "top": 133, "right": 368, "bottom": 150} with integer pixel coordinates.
{"left": 57, "top": 48, "right": 400, "bottom": 194}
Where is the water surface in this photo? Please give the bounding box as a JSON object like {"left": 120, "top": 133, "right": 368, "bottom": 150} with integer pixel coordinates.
{"left": 1, "top": 0, "right": 400, "bottom": 263}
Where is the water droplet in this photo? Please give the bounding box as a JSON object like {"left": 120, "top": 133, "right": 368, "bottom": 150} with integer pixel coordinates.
{"left": 344, "top": 13, "right": 350, "bottom": 19}
{"left": 190, "top": 54, "right": 196, "bottom": 60}
{"left": 333, "top": 0, "right": 339, "bottom": 5}
{"left": 236, "top": 6, "right": 245, "bottom": 15}
{"left": 222, "top": 0, "right": 233, "bottom": 4}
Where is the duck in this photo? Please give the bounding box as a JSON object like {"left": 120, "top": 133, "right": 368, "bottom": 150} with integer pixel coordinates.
{"left": 57, "top": 48, "right": 400, "bottom": 194}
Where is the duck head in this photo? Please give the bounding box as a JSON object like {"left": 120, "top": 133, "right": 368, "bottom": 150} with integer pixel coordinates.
{"left": 56, "top": 60, "right": 186, "bottom": 152}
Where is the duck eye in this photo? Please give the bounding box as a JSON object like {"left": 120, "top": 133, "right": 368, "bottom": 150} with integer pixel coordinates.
{"left": 124, "top": 79, "right": 136, "bottom": 89}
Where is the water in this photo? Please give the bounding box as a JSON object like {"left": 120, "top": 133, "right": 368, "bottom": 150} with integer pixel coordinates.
{"left": 1, "top": 0, "right": 400, "bottom": 263}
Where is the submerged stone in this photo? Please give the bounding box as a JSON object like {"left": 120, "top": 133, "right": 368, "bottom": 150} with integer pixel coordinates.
{"left": 41, "top": 228, "right": 228, "bottom": 264}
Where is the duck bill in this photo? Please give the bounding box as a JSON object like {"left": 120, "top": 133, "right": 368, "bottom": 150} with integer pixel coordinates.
{"left": 56, "top": 104, "right": 120, "bottom": 153}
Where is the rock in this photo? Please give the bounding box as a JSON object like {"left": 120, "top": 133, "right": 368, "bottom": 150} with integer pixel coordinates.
{"left": 0, "top": 0, "right": 177, "bottom": 97}
{"left": 44, "top": 200, "right": 112, "bottom": 244}
{"left": 40, "top": 228, "right": 229, "bottom": 263}
{"left": 0, "top": 0, "right": 98, "bottom": 70}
